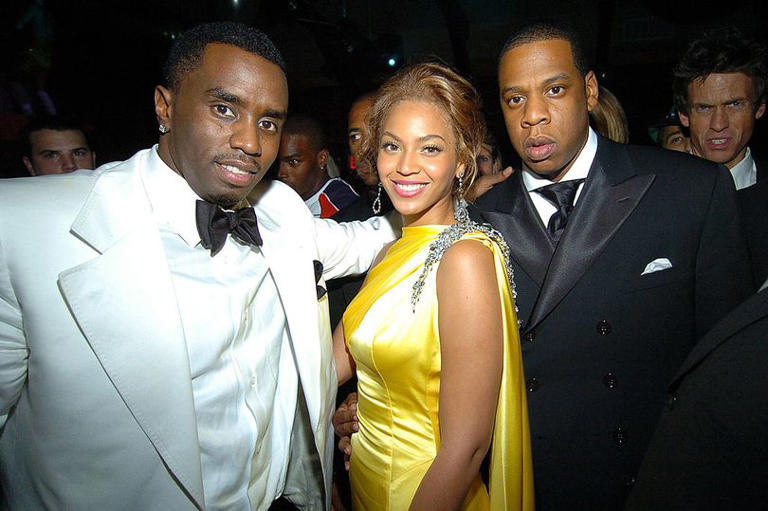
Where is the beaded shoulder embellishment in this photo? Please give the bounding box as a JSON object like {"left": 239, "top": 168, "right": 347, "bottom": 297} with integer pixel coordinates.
{"left": 410, "top": 220, "right": 518, "bottom": 317}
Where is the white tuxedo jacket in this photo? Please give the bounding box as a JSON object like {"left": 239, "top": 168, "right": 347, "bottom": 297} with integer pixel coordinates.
{"left": 0, "top": 148, "right": 396, "bottom": 510}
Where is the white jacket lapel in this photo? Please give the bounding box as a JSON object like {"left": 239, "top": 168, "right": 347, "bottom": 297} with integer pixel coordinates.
{"left": 258, "top": 219, "right": 332, "bottom": 433}
{"left": 60, "top": 151, "right": 205, "bottom": 506}
{"left": 254, "top": 183, "right": 336, "bottom": 493}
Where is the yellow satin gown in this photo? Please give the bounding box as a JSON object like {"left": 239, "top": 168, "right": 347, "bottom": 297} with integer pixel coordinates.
{"left": 342, "top": 224, "right": 534, "bottom": 510}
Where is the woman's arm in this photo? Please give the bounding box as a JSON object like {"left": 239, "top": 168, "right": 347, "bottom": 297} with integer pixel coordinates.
{"left": 409, "top": 239, "right": 503, "bottom": 511}
{"left": 333, "top": 321, "right": 355, "bottom": 386}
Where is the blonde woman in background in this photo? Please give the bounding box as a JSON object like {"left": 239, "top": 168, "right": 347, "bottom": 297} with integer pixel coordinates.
{"left": 589, "top": 85, "right": 629, "bottom": 143}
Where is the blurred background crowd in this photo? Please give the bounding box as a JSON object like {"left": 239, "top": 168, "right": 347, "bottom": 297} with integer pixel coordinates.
{"left": 2, "top": 0, "right": 766, "bottom": 181}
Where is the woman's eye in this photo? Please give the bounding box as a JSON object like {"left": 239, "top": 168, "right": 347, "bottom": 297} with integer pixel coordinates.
{"left": 382, "top": 142, "right": 399, "bottom": 152}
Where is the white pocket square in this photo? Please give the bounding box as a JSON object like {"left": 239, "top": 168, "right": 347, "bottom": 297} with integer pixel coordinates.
{"left": 641, "top": 258, "right": 673, "bottom": 275}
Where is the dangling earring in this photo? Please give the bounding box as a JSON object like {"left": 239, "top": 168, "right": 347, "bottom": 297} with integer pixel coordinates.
{"left": 372, "top": 182, "right": 382, "bottom": 215}
{"left": 454, "top": 173, "right": 469, "bottom": 224}
{"left": 158, "top": 124, "right": 169, "bottom": 134}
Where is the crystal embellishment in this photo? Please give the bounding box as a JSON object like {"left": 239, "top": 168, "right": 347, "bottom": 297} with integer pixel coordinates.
{"left": 410, "top": 219, "right": 518, "bottom": 320}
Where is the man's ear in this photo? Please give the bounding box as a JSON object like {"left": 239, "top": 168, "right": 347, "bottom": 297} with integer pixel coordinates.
{"left": 22, "top": 156, "right": 37, "bottom": 176}
{"left": 755, "top": 101, "right": 766, "bottom": 120}
{"left": 90, "top": 151, "right": 97, "bottom": 169}
{"left": 678, "top": 110, "right": 691, "bottom": 128}
{"left": 585, "top": 70, "right": 599, "bottom": 112}
{"left": 318, "top": 149, "right": 329, "bottom": 169}
{"left": 154, "top": 85, "right": 174, "bottom": 130}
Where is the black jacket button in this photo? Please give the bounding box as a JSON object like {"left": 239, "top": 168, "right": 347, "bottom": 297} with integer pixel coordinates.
{"left": 667, "top": 392, "right": 678, "bottom": 410}
{"left": 613, "top": 427, "right": 627, "bottom": 446}
{"left": 603, "top": 372, "right": 618, "bottom": 389}
{"left": 597, "top": 319, "right": 612, "bottom": 335}
{"left": 526, "top": 377, "right": 539, "bottom": 392}
{"left": 523, "top": 330, "right": 536, "bottom": 343}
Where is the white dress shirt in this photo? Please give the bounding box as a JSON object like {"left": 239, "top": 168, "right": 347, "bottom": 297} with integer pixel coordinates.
{"left": 730, "top": 147, "right": 756, "bottom": 191}
{"left": 522, "top": 127, "right": 598, "bottom": 226}
{"left": 140, "top": 147, "right": 297, "bottom": 510}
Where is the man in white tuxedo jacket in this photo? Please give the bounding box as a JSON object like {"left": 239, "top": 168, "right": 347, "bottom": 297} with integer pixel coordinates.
{"left": 0, "top": 23, "right": 394, "bottom": 510}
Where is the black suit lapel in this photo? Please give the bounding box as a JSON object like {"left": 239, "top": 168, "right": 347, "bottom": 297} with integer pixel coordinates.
{"left": 478, "top": 172, "right": 554, "bottom": 288}
{"left": 527, "top": 139, "right": 656, "bottom": 330}
{"left": 671, "top": 289, "right": 768, "bottom": 388}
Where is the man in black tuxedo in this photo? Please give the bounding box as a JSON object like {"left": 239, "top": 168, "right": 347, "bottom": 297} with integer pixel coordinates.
{"left": 673, "top": 27, "right": 767, "bottom": 285}
{"left": 474, "top": 23, "right": 752, "bottom": 510}
{"left": 625, "top": 286, "right": 768, "bottom": 510}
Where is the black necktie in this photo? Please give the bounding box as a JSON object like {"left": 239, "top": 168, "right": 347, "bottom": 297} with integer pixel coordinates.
{"left": 195, "top": 200, "right": 263, "bottom": 256}
{"left": 535, "top": 179, "right": 585, "bottom": 242}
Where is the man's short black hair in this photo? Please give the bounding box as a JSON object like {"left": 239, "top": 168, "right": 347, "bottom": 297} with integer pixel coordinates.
{"left": 499, "top": 21, "right": 590, "bottom": 76}
{"left": 163, "top": 21, "right": 286, "bottom": 90}
{"left": 282, "top": 114, "right": 327, "bottom": 153}
{"left": 20, "top": 116, "right": 89, "bottom": 157}
{"left": 674, "top": 26, "right": 767, "bottom": 114}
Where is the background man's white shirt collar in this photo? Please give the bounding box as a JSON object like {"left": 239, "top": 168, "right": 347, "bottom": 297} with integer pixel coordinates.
{"left": 730, "top": 147, "right": 756, "bottom": 191}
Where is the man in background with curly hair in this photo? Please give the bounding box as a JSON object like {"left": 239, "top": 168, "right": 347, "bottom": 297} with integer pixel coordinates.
{"left": 674, "top": 26, "right": 766, "bottom": 179}
{"left": 673, "top": 27, "right": 768, "bottom": 285}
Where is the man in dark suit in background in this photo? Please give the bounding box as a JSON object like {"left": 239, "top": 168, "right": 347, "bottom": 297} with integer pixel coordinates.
{"left": 673, "top": 26, "right": 768, "bottom": 285}
{"left": 625, "top": 285, "right": 768, "bottom": 510}
{"left": 474, "top": 22, "right": 752, "bottom": 510}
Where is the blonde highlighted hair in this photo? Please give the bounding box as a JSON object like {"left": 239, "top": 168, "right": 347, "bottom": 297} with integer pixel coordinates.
{"left": 359, "top": 61, "right": 486, "bottom": 197}
{"left": 589, "top": 85, "right": 629, "bottom": 144}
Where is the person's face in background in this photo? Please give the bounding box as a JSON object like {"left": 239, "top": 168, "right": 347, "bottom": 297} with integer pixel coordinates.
{"left": 679, "top": 72, "right": 765, "bottom": 169}
{"left": 23, "top": 129, "right": 95, "bottom": 175}
{"left": 476, "top": 143, "right": 501, "bottom": 176}
{"left": 277, "top": 133, "right": 329, "bottom": 200}
{"left": 498, "top": 39, "right": 598, "bottom": 181}
{"left": 348, "top": 96, "right": 379, "bottom": 187}
{"left": 659, "top": 125, "right": 690, "bottom": 153}
{"left": 154, "top": 43, "right": 288, "bottom": 208}
{"left": 377, "top": 100, "right": 464, "bottom": 226}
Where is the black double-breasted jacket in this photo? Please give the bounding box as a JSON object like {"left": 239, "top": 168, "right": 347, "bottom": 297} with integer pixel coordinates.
{"left": 473, "top": 136, "right": 752, "bottom": 510}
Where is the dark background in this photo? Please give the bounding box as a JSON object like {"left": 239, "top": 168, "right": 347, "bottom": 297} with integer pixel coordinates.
{"left": 2, "top": 0, "right": 767, "bottom": 177}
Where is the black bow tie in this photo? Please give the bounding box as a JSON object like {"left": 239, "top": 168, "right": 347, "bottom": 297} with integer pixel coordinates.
{"left": 195, "top": 200, "right": 263, "bottom": 256}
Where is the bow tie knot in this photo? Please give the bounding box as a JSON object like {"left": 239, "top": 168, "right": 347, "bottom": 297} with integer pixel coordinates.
{"left": 195, "top": 200, "right": 263, "bottom": 256}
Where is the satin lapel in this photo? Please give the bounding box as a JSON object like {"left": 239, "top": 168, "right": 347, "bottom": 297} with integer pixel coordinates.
{"left": 60, "top": 156, "right": 204, "bottom": 507}
{"left": 671, "top": 289, "right": 768, "bottom": 388}
{"left": 479, "top": 173, "right": 554, "bottom": 287}
{"left": 527, "top": 149, "right": 655, "bottom": 331}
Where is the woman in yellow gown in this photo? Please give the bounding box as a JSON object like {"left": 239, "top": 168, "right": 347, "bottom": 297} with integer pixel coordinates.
{"left": 333, "top": 62, "right": 534, "bottom": 511}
